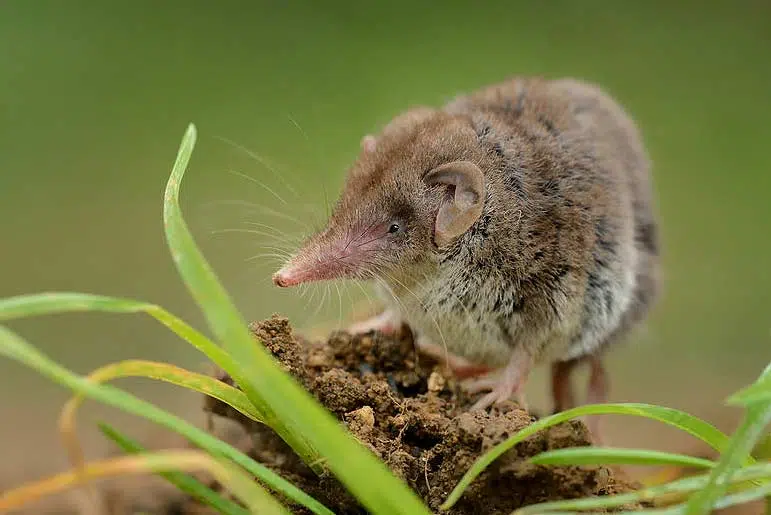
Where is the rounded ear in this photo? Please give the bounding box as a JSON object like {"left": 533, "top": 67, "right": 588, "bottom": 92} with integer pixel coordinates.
{"left": 424, "top": 160, "right": 486, "bottom": 247}
{"left": 360, "top": 134, "right": 377, "bottom": 153}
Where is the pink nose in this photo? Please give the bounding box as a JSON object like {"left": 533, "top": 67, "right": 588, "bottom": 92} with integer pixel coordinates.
{"left": 272, "top": 271, "right": 289, "bottom": 287}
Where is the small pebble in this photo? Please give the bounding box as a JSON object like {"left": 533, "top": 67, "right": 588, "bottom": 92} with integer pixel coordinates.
{"left": 345, "top": 406, "right": 376, "bottom": 434}
{"left": 427, "top": 371, "right": 445, "bottom": 392}
{"left": 306, "top": 351, "right": 327, "bottom": 368}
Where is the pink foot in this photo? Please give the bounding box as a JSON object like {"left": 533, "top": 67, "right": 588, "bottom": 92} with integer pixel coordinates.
{"left": 549, "top": 354, "right": 608, "bottom": 445}
{"left": 466, "top": 349, "right": 534, "bottom": 411}
{"left": 585, "top": 356, "right": 608, "bottom": 445}
{"left": 347, "top": 309, "right": 401, "bottom": 335}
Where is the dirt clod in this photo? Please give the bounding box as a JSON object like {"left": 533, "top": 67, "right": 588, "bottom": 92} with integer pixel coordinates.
{"left": 199, "top": 315, "right": 639, "bottom": 514}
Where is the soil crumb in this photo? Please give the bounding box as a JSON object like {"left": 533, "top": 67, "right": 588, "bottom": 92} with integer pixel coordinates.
{"left": 196, "top": 315, "right": 639, "bottom": 514}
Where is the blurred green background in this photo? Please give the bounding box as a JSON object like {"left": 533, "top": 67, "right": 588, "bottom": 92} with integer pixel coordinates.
{"left": 1, "top": 0, "right": 769, "bottom": 490}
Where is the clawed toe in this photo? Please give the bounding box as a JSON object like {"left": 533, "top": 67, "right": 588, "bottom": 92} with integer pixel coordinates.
{"left": 466, "top": 374, "right": 528, "bottom": 411}
{"left": 461, "top": 375, "right": 501, "bottom": 394}
{"left": 469, "top": 385, "right": 528, "bottom": 412}
{"left": 466, "top": 349, "right": 533, "bottom": 412}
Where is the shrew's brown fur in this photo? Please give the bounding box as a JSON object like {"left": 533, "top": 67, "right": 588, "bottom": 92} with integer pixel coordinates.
{"left": 275, "top": 76, "right": 660, "bottom": 417}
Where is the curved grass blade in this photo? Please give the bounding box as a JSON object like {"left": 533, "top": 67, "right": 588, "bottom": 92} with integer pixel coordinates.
{"left": 0, "top": 449, "right": 288, "bottom": 515}
{"left": 685, "top": 362, "right": 771, "bottom": 514}
{"left": 727, "top": 384, "right": 771, "bottom": 407}
{"left": 530, "top": 447, "right": 716, "bottom": 469}
{"left": 623, "top": 482, "right": 771, "bottom": 515}
{"left": 61, "top": 359, "right": 260, "bottom": 427}
{"left": 726, "top": 363, "right": 771, "bottom": 407}
{"left": 0, "top": 294, "right": 225, "bottom": 367}
{"left": 99, "top": 423, "right": 249, "bottom": 515}
{"left": 0, "top": 325, "right": 333, "bottom": 515}
{"left": 708, "top": 481, "right": 771, "bottom": 512}
{"left": 442, "top": 402, "right": 741, "bottom": 510}
{"left": 512, "top": 462, "right": 771, "bottom": 515}
{"left": 0, "top": 292, "right": 254, "bottom": 399}
{"left": 164, "top": 124, "right": 431, "bottom": 514}
{"left": 165, "top": 125, "right": 319, "bottom": 471}
{"left": 609, "top": 484, "right": 771, "bottom": 515}
{"left": 59, "top": 359, "right": 261, "bottom": 480}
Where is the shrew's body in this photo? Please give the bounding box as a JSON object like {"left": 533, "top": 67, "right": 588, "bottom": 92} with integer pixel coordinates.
{"left": 274, "top": 76, "right": 660, "bottom": 440}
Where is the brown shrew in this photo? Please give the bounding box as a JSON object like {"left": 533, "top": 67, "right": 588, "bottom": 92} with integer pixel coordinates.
{"left": 272, "top": 76, "right": 661, "bottom": 444}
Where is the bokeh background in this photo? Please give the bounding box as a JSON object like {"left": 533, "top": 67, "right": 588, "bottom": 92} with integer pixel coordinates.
{"left": 2, "top": 0, "right": 770, "bottom": 503}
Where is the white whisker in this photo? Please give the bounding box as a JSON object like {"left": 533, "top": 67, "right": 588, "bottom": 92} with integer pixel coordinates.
{"left": 226, "top": 170, "right": 287, "bottom": 205}
{"left": 333, "top": 281, "right": 343, "bottom": 331}
{"left": 244, "top": 253, "right": 288, "bottom": 264}
{"left": 308, "top": 283, "right": 328, "bottom": 325}
{"left": 214, "top": 135, "right": 298, "bottom": 197}
{"left": 381, "top": 270, "right": 450, "bottom": 363}
{"left": 287, "top": 114, "right": 310, "bottom": 142}
{"left": 210, "top": 228, "right": 295, "bottom": 245}
{"left": 203, "top": 200, "right": 310, "bottom": 230}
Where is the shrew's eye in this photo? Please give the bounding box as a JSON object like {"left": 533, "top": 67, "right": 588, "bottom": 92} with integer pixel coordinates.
{"left": 388, "top": 223, "right": 400, "bottom": 234}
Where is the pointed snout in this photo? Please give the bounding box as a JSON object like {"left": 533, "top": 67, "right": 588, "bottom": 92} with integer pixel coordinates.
{"left": 272, "top": 267, "right": 298, "bottom": 288}
{"left": 272, "top": 227, "right": 371, "bottom": 288}
{"left": 272, "top": 249, "right": 349, "bottom": 287}
{"left": 272, "top": 258, "right": 323, "bottom": 288}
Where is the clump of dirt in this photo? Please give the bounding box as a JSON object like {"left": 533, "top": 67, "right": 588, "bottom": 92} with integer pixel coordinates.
{"left": 193, "top": 315, "right": 640, "bottom": 515}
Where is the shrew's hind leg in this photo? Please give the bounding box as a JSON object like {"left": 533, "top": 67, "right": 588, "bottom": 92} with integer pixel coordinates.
{"left": 550, "top": 354, "right": 607, "bottom": 445}
{"left": 550, "top": 357, "right": 583, "bottom": 413}
{"left": 585, "top": 355, "right": 608, "bottom": 445}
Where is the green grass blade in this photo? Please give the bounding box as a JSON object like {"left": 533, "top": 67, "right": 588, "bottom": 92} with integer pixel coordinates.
{"left": 1, "top": 293, "right": 233, "bottom": 370}
{"left": 0, "top": 292, "right": 267, "bottom": 421}
{"left": 635, "top": 482, "right": 771, "bottom": 515}
{"left": 0, "top": 292, "right": 159, "bottom": 321}
{"left": 512, "top": 462, "right": 771, "bottom": 514}
{"left": 164, "top": 125, "right": 318, "bottom": 469}
{"left": 684, "top": 362, "right": 771, "bottom": 514}
{"left": 99, "top": 422, "right": 249, "bottom": 515}
{"left": 210, "top": 458, "right": 292, "bottom": 515}
{"left": 530, "top": 447, "right": 716, "bottom": 469}
{"left": 163, "top": 124, "right": 431, "bottom": 514}
{"left": 71, "top": 359, "right": 260, "bottom": 423}
{"left": 727, "top": 363, "right": 771, "bottom": 407}
{"left": 728, "top": 385, "right": 771, "bottom": 407}
{"left": 442, "top": 402, "right": 741, "bottom": 511}
{"left": 0, "top": 325, "right": 333, "bottom": 515}
{"left": 709, "top": 481, "right": 771, "bottom": 512}
{"left": 58, "top": 359, "right": 259, "bottom": 488}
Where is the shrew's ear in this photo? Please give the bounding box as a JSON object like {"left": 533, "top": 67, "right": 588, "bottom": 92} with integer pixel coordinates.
{"left": 360, "top": 134, "right": 377, "bottom": 153}
{"left": 424, "top": 160, "right": 485, "bottom": 247}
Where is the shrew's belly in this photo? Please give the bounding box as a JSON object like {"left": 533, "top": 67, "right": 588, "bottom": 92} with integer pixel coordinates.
{"left": 381, "top": 286, "right": 515, "bottom": 367}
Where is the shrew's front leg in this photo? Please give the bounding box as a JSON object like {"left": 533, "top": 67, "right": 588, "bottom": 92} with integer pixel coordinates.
{"left": 348, "top": 308, "right": 402, "bottom": 335}
{"left": 415, "top": 335, "right": 493, "bottom": 379}
{"left": 463, "top": 346, "right": 535, "bottom": 411}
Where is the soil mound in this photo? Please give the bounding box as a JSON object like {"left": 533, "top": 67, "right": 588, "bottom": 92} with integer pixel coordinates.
{"left": 194, "top": 315, "right": 638, "bottom": 514}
